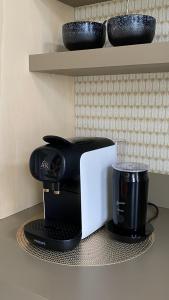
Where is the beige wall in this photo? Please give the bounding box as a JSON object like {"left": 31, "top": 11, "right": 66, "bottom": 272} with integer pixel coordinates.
{"left": 0, "top": 0, "right": 74, "bottom": 218}
{"left": 0, "top": 0, "right": 3, "bottom": 92}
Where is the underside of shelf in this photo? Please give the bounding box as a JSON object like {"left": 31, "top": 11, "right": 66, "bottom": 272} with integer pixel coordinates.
{"left": 58, "top": 0, "right": 109, "bottom": 7}
{"left": 29, "top": 42, "right": 169, "bottom": 77}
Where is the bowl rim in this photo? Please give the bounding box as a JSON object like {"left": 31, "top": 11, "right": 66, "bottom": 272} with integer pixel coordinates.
{"left": 63, "top": 21, "right": 104, "bottom": 27}
{"left": 108, "top": 14, "right": 156, "bottom": 21}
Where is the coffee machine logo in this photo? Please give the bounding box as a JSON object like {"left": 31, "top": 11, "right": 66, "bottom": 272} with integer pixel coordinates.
{"left": 40, "top": 160, "right": 49, "bottom": 170}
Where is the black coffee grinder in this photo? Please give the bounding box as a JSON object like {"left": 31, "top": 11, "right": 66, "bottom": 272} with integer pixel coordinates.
{"left": 108, "top": 162, "right": 154, "bottom": 243}
{"left": 24, "top": 135, "right": 116, "bottom": 251}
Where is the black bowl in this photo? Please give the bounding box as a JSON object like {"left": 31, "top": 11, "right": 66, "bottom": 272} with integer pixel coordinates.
{"left": 62, "top": 21, "right": 106, "bottom": 51}
{"left": 107, "top": 14, "right": 156, "bottom": 47}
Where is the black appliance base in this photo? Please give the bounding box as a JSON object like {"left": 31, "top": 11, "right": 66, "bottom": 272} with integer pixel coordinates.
{"left": 107, "top": 220, "right": 154, "bottom": 244}
{"left": 24, "top": 219, "right": 82, "bottom": 252}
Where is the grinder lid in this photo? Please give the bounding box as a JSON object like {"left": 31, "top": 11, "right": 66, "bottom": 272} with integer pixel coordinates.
{"left": 113, "top": 162, "right": 149, "bottom": 173}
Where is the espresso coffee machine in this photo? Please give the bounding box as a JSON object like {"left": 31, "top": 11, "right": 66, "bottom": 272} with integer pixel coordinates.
{"left": 24, "top": 136, "right": 117, "bottom": 251}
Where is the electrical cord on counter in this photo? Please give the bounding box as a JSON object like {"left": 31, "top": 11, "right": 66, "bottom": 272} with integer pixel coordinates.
{"left": 148, "top": 202, "right": 159, "bottom": 223}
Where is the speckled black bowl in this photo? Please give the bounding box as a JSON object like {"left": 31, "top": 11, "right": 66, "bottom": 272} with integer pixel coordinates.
{"left": 62, "top": 21, "right": 106, "bottom": 51}
{"left": 107, "top": 14, "right": 156, "bottom": 47}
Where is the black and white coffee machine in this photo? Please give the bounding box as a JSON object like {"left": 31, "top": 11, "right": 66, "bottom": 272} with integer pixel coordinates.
{"left": 24, "top": 136, "right": 117, "bottom": 251}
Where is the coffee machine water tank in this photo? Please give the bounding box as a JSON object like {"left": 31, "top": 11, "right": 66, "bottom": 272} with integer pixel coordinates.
{"left": 24, "top": 136, "right": 117, "bottom": 251}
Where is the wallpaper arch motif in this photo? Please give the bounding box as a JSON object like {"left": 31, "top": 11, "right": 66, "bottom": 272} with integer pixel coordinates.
{"left": 75, "top": 0, "right": 169, "bottom": 174}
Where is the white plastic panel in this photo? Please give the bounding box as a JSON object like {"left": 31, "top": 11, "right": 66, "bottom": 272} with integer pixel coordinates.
{"left": 80, "top": 145, "right": 117, "bottom": 239}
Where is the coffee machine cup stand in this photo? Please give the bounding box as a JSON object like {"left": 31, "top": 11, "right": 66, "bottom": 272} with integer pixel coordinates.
{"left": 24, "top": 136, "right": 117, "bottom": 252}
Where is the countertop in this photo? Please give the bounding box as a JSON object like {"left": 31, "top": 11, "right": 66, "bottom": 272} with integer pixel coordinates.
{"left": 0, "top": 204, "right": 168, "bottom": 300}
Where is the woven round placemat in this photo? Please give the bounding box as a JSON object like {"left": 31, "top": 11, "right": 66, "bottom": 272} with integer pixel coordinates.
{"left": 16, "top": 221, "right": 155, "bottom": 267}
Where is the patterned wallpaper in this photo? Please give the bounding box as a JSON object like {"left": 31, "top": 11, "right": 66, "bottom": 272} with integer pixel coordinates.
{"left": 74, "top": 0, "right": 169, "bottom": 174}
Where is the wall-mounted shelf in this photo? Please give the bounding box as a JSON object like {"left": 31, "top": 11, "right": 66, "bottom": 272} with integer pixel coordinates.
{"left": 29, "top": 42, "right": 169, "bottom": 76}
{"left": 58, "top": 0, "right": 109, "bottom": 7}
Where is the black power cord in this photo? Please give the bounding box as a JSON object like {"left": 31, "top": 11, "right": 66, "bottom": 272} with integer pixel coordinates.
{"left": 148, "top": 202, "right": 159, "bottom": 223}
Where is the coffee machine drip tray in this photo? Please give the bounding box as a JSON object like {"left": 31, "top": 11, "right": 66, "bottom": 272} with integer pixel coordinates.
{"left": 24, "top": 219, "right": 82, "bottom": 252}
